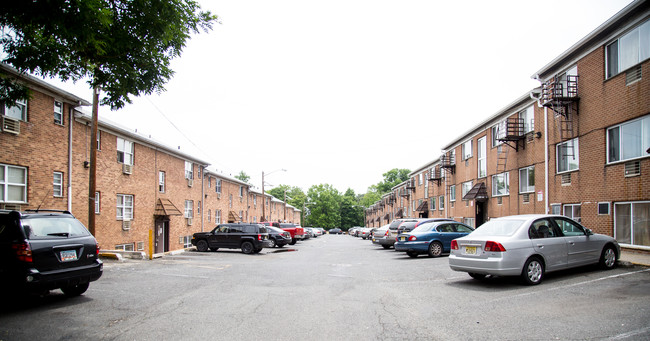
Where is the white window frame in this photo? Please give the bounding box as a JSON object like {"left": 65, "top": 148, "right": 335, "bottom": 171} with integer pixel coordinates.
{"left": 461, "top": 140, "right": 472, "bottom": 160}
{"left": 418, "top": 173, "right": 423, "bottom": 186}
{"left": 521, "top": 105, "right": 534, "bottom": 134}
{"left": 184, "top": 161, "right": 193, "bottom": 180}
{"left": 449, "top": 185, "right": 456, "bottom": 202}
{"left": 3, "top": 98, "right": 27, "bottom": 121}
{"left": 216, "top": 209, "right": 222, "bottom": 224}
{"left": 184, "top": 200, "right": 194, "bottom": 218}
{"left": 556, "top": 138, "right": 579, "bottom": 173}
{"left": 95, "top": 192, "right": 101, "bottom": 214}
{"left": 439, "top": 195, "right": 444, "bottom": 210}
{"left": 117, "top": 137, "right": 134, "bottom": 165}
{"left": 477, "top": 136, "right": 487, "bottom": 178}
{"left": 606, "top": 114, "right": 650, "bottom": 164}
{"left": 116, "top": 194, "right": 134, "bottom": 220}
{"left": 563, "top": 204, "right": 581, "bottom": 223}
{"left": 519, "top": 166, "right": 535, "bottom": 194}
{"left": 54, "top": 100, "right": 63, "bottom": 125}
{"left": 430, "top": 196, "right": 436, "bottom": 211}
{"left": 606, "top": 19, "right": 650, "bottom": 79}
{"left": 158, "top": 171, "right": 165, "bottom": 193}
{"left": 614, "top": 201, "right": 650, "bottom": 248}
{"left": 461, "top": 181, "right": 472, "bottom": 199}
{"left": 239, "top": 186, "right": 244, "bottom": 197}
{"left": 53, "top": 171, "right": 63, "bottom": 197}
{"left": 0, "top": 164, "right": 27, "bottom": 203}
{"left": 492, "top": 172, "right": 509, "bottom": 197}
{"left": 215, "top": 179, "right": 222, "bottom": 193}
{"left": 492, "top": 120, "right": 506, "bottom": 147}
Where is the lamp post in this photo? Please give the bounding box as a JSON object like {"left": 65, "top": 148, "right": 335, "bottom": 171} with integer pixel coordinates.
{"left": 261, "top": 168, "right": 286, "bottom": 222}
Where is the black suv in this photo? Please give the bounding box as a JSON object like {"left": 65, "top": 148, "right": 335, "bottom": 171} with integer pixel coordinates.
{"left": 192, "top": 223, "right": 270, "bottom": 254}
{"left": 0, "top": 210, "right": 103, "bottom": 297}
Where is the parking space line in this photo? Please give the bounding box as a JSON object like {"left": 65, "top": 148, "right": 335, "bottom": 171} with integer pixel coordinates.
{"left": 605, "top": 326, "right": 650, "bottom": 340}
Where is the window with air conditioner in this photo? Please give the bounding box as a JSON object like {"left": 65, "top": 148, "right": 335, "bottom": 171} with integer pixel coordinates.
{"left": 117, "top": 137, "right": 134, "bottom": 165}
{"left": 116, "top": 194, "right": 133, "bottom": 220}
{"left": 184, "top": 200, "right": 193, "bottom": 218}
{"left": 606, "top": 19, "right": 650, "bottom": 79}
{"left": 215, "top": 178, "right": 222, "bottom": 194}
{"left": 2, "top": 98, "right": 27, "bottom": 121}
{"left": 563, "top": 204, "right": 581, "bottom": 222}
{"left": 0, "top": 164, "right": 27, "bottom": 203}
{"left": 607, "top": 114, "right": 650, "bottom": 163}
{"left": 461, "top": 140, "right": 472, "bottom": 160}
{"left": 184, "top": 161, "right": 193, "bottom": 180}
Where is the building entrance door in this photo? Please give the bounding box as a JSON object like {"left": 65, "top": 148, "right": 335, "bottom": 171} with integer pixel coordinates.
{"left": 155, "top": 217, "right": 170, "bottom": 253}
{"left": 476, "top": 201, "right": 487, "bottom": 227}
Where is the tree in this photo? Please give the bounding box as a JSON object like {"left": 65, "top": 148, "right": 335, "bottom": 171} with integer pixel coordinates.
{"left": 340, "top": 188, "right": 363, "bottom": 229}
{"left": 1, "top": 1, "right": 218, "bottom": 235}
{"left": 375, "top": 168, "right": 411, "bottom": 194}
{"left": 305, "top": 184, "right": 341, "bottom": 228}
{"left": 268, "top": 185, "right": 306, "bottom": 224}
{"left": 235, "top": 171, "right": 250, "bottom": 183}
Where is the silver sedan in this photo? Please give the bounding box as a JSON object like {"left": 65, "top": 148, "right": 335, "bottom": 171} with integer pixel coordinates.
{"left": 448, "top": 214, "right": 620, "bottom": 285}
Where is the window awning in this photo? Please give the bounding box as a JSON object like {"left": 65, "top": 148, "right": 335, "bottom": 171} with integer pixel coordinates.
{"left": 154, "top": 198, "right": 183, "bottom": 216}
{"left": 384, "top": 214, "right": 390, "bottom": 220}
{"left": 228, "top": 211, "right": 241, "bottom": 222}
{"left": 415, "top": 200, "right": 429, "bottom": 211}
{"left": 463, "top": 182, "right": 488, "bottom": 202}
{"left": 395, "top": 208, "right": 403, "bottom": 218}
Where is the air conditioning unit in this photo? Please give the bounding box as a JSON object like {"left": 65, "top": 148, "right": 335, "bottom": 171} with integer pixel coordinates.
{"left": 122, "top": 219, "right": 132, "bottom": 231}
{"left": 217, "top": 193, "right": 221, "bottom": 199}
{"left": 187, "top": 178, "right": 193, "bottom": 187}
{"left": 122, "top": 163, "right": 133, "bottom": 174}
{"left": 2, "top": 204, "right": 21, "bottom": 211}
{"left": 2, "top": 116, "right": 20, "bottom": 135}
{"left": 186, "top": 217, "right": 193, "bottom": 226}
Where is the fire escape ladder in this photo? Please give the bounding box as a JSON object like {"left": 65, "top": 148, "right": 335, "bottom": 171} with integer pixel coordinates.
{"left": 557, "top": 112, "right": 575, "bottom": 140}
{"left": 496, "top": 144, "right": 509, "bottom": 174}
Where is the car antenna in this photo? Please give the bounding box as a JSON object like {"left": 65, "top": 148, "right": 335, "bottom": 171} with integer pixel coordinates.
{"left": 35, "top": 189, "right": 52, "bottom": 211}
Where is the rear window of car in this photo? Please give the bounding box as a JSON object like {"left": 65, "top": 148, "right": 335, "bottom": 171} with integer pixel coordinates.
{"left": 268, "top": 226, "right": 284, "bottom": 234}
{"left": 280, "top": 223, "right": 296, "bottom": 228}
{"left": 470, "top": 219, "right": 524, "bottom": 237}
{"left": 389, "top": 220, "right": 402, "bottom": 229}
{"left": 22, "top": 216, "right": 91, "bottom": 239}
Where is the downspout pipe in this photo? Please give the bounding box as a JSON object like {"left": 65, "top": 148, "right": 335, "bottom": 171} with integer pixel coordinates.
{"left": 67, "top": 107, "right": 74, "bottom": 212}
{"left": 530, "top": 80, "right": 549, "bottom": 214}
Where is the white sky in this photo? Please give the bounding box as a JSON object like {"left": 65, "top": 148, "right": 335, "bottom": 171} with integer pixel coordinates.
{"left": 49, "top": 0, "right": 634, "bottom": 195}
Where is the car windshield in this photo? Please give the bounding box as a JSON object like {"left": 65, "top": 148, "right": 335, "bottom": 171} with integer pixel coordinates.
{"left": 412, "top": 223, "right": 434, "bottom": 233}
{"left": 23, "top": 216, "right": 91, "bottom": 238}
{"left": 470, "top": 219, "right": 525, "bottom": 237}
{"left": 268, "top": 226, "right": 284, "bottom": 233}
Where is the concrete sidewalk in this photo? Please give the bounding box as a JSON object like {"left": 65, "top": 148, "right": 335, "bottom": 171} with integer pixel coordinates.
{"left": 619, "top": 249, "right": 650, "bottom": 267}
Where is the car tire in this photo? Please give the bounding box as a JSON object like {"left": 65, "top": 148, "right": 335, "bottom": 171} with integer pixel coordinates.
{"left": 382, "top": 245, "right": 391, "bottom": 249}
{"left": 427, "top": 241, "right": 443, "bottom": 258}
{"left": 277, "top": 244, "right": 284, "bottom": 248}
{"left": 600, "top": 245, "right": 617, "bottom": 269}
{"left": 521, "top": 257, "right": 544, "bottom": 285}
{"left": 209, "top": 247, "right": 219, "bottom": 252}
{"left": 196, "top": 240, "right": 208, "bottom": 252}
{"left": 290, "top": 238, "right": 297, "bottom": 245}
{"left": 241, "top": 241, "right": 254, "bottom": 254}
{"left": 253, "top": 248, "right": 262, "bottom": 254}
{"left": 268, "top": 239, "right": 276, "bottom": 248}
{"left": 61, "top": 282, "right": 89, "bottom": 297}
{"left": 468, "top": 273, "right": 487, "bottom": 280}
{"left": 407, "top": 251, "right": 418, "bottom": 258}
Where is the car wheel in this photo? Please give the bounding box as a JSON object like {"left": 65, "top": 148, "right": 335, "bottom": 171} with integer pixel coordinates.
{"left": 600, "top": 245, "right": 617, "bottom": 269}
{"left": 407, "top": 251, "right": 418, "bottom": 258}
{"left": 289, "top": 238, "right": 297, "bottom": 245}
{"left": 468, "top": 273, "right": 487, "bottom": 280}
{"left": 61, "top": 282, "right": 89, "bottom": 297}
{"left": 427, "top": 241, "right": 443, "bottom": 258}
{"left": 521, "top": 257, "right": 544, "bottom": 285}
{"left": 277, "top": 244, "right": 284, "bottom": 248}
{"left": 196, "top": 240, "right": 208, "bottom": 252}
{"left": 268, "top": 239, "right": 276, "bottom": 248}
{"left": 241, "top": 241, "right": 254, "bottom": 254}
{"left": 253, "top": 248, "right": 262, "bottom": 254}
{"left": 382, "top": 245, "right": 391, "bottom": 249}
{"left": 209, "top": 247, "right": 219, "bottom": 252}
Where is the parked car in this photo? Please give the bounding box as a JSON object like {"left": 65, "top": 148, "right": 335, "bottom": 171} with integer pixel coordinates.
{"left": 192, "top": 223, "right": 270, "bottom": 254}
{"left": 329, "top": 228, "right": 342, "bottom": 234}
{"left": 396, "top": 218, "right": 450, "bottom": 234}
{"left": 311, "top": 228, "right": 323, "bottom": 237}
{"left": 395, "top": 221, "right": 474, "bottom": 258}
{"left": 314, "top": 227, "right": 326, "bottom": 235}
{"left": 266, "top": 226, "right": 292, "bottom": 248}
{"left": 358, "top": 227, "right": 372, "bottom": 240}
{"left": 348, "top": 227, "right": 359, "bottom": 236}
{"left": 0, "top": 209, "right": 103, "bottom": 297}
{"left": 449, "top": 214, "right": 620, "bottom": 285}
{"left": 373, "top": 219, "right": 419, "bottom": 249}
{"left": 371, "top": 224, "right": 390, "bottom": 247}
{"left": 280, "top": 223, "right": 305, "bottom": 244}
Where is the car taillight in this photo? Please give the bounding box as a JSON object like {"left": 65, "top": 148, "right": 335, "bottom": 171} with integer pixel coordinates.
{"left": 484, "top": 241, "right": 506, "bottom": 252}
{"left": 384, "top": 230, "right": 389, "bottom": 236}
{"left": 451, "top": 240, "right": 458, "bottom": 250}
{"left": 408, "top": 235, "right": 417, "bottom": 241}
{"left": 257, "top": 234, "right": 262, "bottom": 241}
{"left": 96, "top": 242, "right": 101, "bottom": 255}
{"left": 12, "top": 241, "right": 33, "bottom": 263}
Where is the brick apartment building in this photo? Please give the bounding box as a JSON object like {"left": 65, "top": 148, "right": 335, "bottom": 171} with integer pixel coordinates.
{"left": 0, "top": 64, "right": 301, "bottom": 255}
{"left": 366, "top": 0, "right": 649, "bottom": 251}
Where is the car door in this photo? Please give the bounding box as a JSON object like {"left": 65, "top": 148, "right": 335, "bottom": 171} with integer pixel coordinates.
{"left": 529, "top": 218, "right": 568, "bottom": 271}
{"left": 435, "top": 223, "right": 456, "bottom": 250}
{"left": 228, "top": 225, "right": 243, "bottom": 247}
{"left": 209, "top": 225, "right": 229, "bottom": 248}
{"left": 553, "top": 217, "right": 601, "bottom": 267}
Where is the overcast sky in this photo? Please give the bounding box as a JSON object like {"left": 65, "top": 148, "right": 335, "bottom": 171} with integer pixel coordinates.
{"left": 50, "top": 0, "right": 634, "bottom": 196}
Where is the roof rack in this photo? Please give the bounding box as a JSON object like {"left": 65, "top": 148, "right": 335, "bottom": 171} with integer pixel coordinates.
{"left": 23, "top": 209, "right": 72, "bottom": 214}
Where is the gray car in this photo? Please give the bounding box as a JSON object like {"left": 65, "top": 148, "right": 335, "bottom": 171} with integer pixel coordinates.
{"left": 448, "top": 214, "right": 620, "bottom": 285}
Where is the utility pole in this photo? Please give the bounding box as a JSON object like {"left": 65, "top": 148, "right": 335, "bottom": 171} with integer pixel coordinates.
{"left": 261, "top": 171, "right": 265, "bottom": 222}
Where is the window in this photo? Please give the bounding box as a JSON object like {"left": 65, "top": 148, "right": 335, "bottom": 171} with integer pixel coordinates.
{"left": 449, "top": 185, "right": 456, "bottom": 202}
{"left": 115, "top": 243, "right": 134, "bottom": 251}
{"left": 53, "top": 172, "right": 63, "bottom": 197}
{"left": 239, "top": 186, "right": 244, "bottom": 197}
{"left": 614, "top": 201, "right": 650, "bottom": 247}
{"left": 463, "top": 218, "right": 475, "bottom": 228}
{"left": 551, "top": 204, "right": 561, "bottom": 215}
{"left": 116, "top": 194, "right": 133, "bottom": 220}
{"left": 229, "top": 194, "right": 233, "bottom": 208}
{"left": 607, "top": 114, "right": 650, "bottom": 163}
{"left": 54, "top": 101, "right": 63, "bottom": 125}
{"left": 557, "top": 138, "right": 579, "bottom": 173}
{"left": 418, "top": 173, "right": 422, "bottom": 186}
{"left": 519, "top": 166, "right": 535, "bottom": 193}
{"left": 492, "top": 172, "right": 509, "bottom": 196}
{"left": 430, "top": 196, "right": 436, "bottom": 211}
{"left": 0, "top": 164, "right": 27, "bottom": 203}
{"left": 563, "top": 204, "right": 581, "bottom": 222}
{"left": 606, "top": 19, "right": 650, "bottom": 78}
{"left": 598, "top": 202, "right": 611, "bottom": 215}
{"left": 184, "top": 161, "right": 193, "bottom": 180}
{"left": 95, "top": 192, "right": 100, "bottom": 214}
{"left": 116, "top": 137, "right": 134, "bottom": 165}
{"left": 208, "top": 209, "right": 211, "bottom": 222}
{"left": 215, "top": 209, "right": 222, "bottom": 224}
{"left": 182, "top": 236, "right": 192, "bottom": 248}
{"left": 439, "top": 195, "right": 444, "bottom": 210}
{"left": 215, "top": 179, "right": 222, "bottom": 193}
{"left": 461, "top": 181, "right": 472, "bottom": 199}
{"left": 158, "top": 171, "right": 165, "bottom": 193}
{"left": 462, "top": 140, "right": 472, "bottom": 160}
{"left": 96, "top": 130, "right": 101, "bottom": 150}
{"left": 520, "top": 105, "right": 534, "bottom": 134}
{"left": 184, "top": 200, "right": 193, "bottom": 218}
{"left": 554, "top": 217, "right": 586, "bottom": 237}
{"left": 492, "top": 120, "right": 506, "bottom": 147}
{"left": 3, "top": 98, "right": 27, "bottom": 120}
{"left": 477, "top": 136, "right": 487, "bottom": 178}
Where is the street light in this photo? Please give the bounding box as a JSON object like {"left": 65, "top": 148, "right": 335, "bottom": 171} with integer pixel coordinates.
{"left": 262, "top": 168, "right": 286, "bottom": 222}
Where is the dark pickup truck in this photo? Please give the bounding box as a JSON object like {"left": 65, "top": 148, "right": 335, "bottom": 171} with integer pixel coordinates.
{"left": 192, "top": 223, "right": 270, "bottom": 254}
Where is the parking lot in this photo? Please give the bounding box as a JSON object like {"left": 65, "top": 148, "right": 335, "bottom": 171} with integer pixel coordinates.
{"left": 1, "top": 234, "right": 649, "bottom": 340}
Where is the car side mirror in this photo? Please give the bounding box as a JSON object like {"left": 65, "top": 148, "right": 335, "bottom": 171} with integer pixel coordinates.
{"left": 585, "top": 228, "right": 593, "bottom": 236}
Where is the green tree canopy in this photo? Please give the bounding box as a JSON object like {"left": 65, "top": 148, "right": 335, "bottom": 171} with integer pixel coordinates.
{"left": 340, "top": 188, "right": 364, "bottom": 229}
{"left": 305, "top": 184, "right": 341, "bottom": 228}
{"left": 235, "top": 171, "right": 250, "bottom": 183}
{"left": 374, "top": 168, "right": 411, "bottom": 194}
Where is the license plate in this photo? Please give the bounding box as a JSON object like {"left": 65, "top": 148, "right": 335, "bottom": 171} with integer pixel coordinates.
{"left": 464, "top": 246, "right": 477, "bottom": 255}
{"left": 400, "top": 237, "right": 406, "bottom": 241}
{"left": 372, "top": 238, "right": 376, "bottom": 242}
{"left": 60, "top": 250, "right": 78, "bottom": 262}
